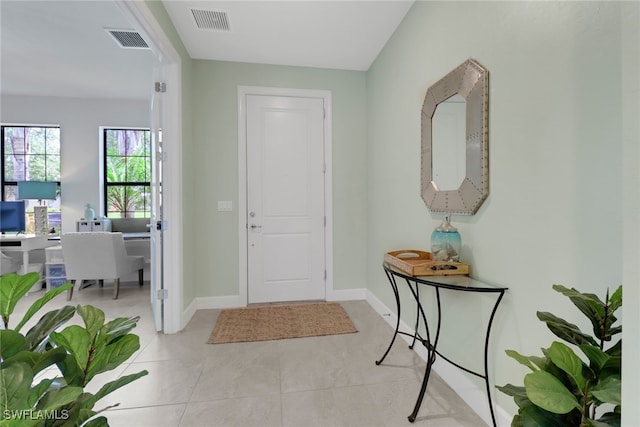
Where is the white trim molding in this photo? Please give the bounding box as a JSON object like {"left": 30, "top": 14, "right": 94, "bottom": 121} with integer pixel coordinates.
{"left": 116, "top": 1, "right": 184, "bottom": 334}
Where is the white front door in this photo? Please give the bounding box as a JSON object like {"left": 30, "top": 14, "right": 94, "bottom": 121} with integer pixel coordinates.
{"left": 246, "top": 94, "right": 326, "bottom": 304}
{"left": 149, "top": 68, "right": 164, "bottom": 331}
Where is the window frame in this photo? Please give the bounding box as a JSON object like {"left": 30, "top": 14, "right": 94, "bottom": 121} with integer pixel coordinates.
{"left": 102, "top": 127, "right": 152, "bottom": 219}
{"left": 1, "top": 125, "right": 62, "bottom": 232}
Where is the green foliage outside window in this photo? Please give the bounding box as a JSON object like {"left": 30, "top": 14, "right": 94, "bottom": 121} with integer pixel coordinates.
{"left": 104, "top": 129, "right": 151, "bottom": 218}
{"left": 1, "top": 126, "right": 61, "bottom": 233}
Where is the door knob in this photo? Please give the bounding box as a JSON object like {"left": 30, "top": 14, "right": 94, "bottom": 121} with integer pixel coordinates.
{"left": 250, "top": 224, "right": 262, "bottom": 230}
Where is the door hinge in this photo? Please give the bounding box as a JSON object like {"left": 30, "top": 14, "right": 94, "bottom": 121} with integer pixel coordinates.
{"left": 324, "top": 216, "right": 326, "bottom": 227}
{"left": 155, "top": 82, "right": 167, "bottom": 93}
{"left": 324, "top": 270, "right": 327, "bottom": 281}
{"left": 156, "top": 289, "right": 168, "bottom": 300}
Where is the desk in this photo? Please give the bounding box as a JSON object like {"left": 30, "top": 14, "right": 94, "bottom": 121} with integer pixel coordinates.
{"left": 377, "top": 262, "right": 507, "bottom": 426}
{"left": 0, "top": 234, "right": 57, "bottom": 278}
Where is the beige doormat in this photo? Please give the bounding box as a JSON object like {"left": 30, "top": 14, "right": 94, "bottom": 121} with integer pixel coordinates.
{"left": 208, "top": 302, "right": 358, "bottom": 344}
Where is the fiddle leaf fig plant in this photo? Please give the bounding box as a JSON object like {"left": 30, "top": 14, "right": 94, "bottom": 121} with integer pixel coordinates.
{"left": 0, "top": 272, "right": 148, "bottom": 426}
{"left": 497, "top": 284, "right": 622, "bottom": 427}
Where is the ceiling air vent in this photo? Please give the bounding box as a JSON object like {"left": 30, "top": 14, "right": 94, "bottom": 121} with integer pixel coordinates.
{"left": 191, "top": 9, "right": 231, "bottom": 31}
{"left": 106, "top": 29, "right": 149, "bottom": 49}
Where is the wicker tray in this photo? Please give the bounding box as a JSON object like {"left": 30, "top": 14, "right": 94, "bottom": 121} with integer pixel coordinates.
{"left": 384, "top": 250, "right": 470, "bottom": 276}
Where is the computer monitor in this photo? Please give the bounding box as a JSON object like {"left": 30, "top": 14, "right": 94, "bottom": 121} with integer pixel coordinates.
{"left": 0, "top": 201, "right": 26, "bottom": 233}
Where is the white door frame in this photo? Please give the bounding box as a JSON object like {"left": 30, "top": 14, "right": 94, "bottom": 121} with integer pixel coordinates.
{"left": 116, "top": 1, "right": 183, "bottom": 333}
{"left": 238, "top": 86, "right": 334, "bottom": 306}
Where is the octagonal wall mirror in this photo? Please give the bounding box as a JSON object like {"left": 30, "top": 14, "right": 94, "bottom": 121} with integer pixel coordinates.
{"left": 421, "top": 58, "right": 489, "bottom": 215}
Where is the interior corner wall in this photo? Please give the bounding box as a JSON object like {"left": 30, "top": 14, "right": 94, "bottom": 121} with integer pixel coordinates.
{"left": 0, "top": 94, "right": 149, "bottom": 232}
{"left": 366, "top": 1, "right": 630, "bottom": 420}
{"left": 191, "top": 60, "right": 367, "bottom": 300}
{"left": 621, "top": 2, "right": 640, "bottom": 425}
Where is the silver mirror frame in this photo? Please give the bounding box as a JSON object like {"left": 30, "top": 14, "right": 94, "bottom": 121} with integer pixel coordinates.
{"left": 421, "top": 58, "right": 489, "bottom": 215}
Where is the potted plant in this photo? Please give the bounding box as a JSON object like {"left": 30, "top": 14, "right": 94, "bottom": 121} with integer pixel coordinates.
{"left": 0, "top": 272, "right": 148, "bottom": 426}
{"left": 497, "top": 284, "right": 622, "bottom": 427}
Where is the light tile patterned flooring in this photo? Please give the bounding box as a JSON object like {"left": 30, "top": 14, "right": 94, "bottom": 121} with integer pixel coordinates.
{"left": 13, "top": 282, "right": 486, "bottom": 427}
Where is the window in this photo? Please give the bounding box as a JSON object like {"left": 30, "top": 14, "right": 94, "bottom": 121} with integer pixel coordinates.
{"left": 1, "top": 125, "right": 61, "bottom": 233}
{"left": 103, "top": 128, "right": 151, "bottom": 218}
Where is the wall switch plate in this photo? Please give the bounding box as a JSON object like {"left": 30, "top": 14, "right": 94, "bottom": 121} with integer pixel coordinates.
{"left": 217, "top": 201, "right": 233, "bottom": 212}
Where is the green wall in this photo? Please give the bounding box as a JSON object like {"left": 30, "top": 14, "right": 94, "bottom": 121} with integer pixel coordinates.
{"left": 191, "top": 61, "right": 368, "bottom": 298}
{"left": 366, "top": 0, "right": 632, "bottom": 417}
{"left": 147, "top": 0, "right": 638, "bottom": 421}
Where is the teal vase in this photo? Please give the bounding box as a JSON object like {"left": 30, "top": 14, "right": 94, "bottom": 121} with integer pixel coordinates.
{"left": 84, "top": 204, "right": 95, "bottom": 221}
{"left": 430, "top": 216, "right": 461, "bottom": 262}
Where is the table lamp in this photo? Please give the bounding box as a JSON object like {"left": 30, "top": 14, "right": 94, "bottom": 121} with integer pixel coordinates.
{"left": 17, "top": 181, "right": 57, "bottom": 235}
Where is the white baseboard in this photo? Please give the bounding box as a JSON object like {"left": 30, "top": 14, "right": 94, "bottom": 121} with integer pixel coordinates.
{"left": 181, "top": 297, "right": 198, "bottom": 330}
{"left": 187, "top": 287, "right": 367, "bottom": 316}
{"left": 366, "top": 290, "right": 511, "bottom": 427}
{"left": 327, "top": 287, "right": 367, "bottom": 301}
{"left": 196, "top": 295, "right": 244, "bottom": 310}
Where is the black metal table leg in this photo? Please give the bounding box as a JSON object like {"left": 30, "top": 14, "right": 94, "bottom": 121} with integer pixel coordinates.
{"left": 407, "top": 287, "right": 442, "bottom": 422}
{"left": 376, "top": 269, "right": 402, "bottom": 365}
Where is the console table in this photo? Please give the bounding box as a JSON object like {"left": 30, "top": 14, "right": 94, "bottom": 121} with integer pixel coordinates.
{"left": 377, "top": 262, "right": 507, "bottom": 426}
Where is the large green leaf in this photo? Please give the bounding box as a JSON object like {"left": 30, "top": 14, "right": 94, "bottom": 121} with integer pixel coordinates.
{"left": 543, "top": 342, "right": 587, "bottom": 391}
{"left": 517, "top": 404, "right": 571, "bottom": 427}
{"left": 0, "top": 363, "right": 33, "bottom": 413}
{"left": 1, "top": 347, "right": 67, "bottom": 377}
{"left": 591, "top": 376, "right": 621, "bottom": 405}
{"left": 596, "top": 407, "right": 621, "bottom": 427}
{"left": 0, "top": 330, "right": 27, "bottom": 360}
{"left": 524, "top": 370, "right": 581, "bottom": 414}
{"left": 24, "top": 306, "right": 76, "bottom": 352}
{"left": 77, "top": 305, "right": 105, "bottom": 341}
{"left": 49, "top": 326, "right": 91, "bottom": 371}
{"left": 496, "top": 383, "right": 527, "bottom": 398}
{"left": 585, "top": 420, "right": 617, "bottom": 427}
{"left": 536, "top": 311, "right": 597, "bottom": 346}
{"left": 606, "top": 339, "right": 622, "bottom": 356}
{"left": 83, "top": 370, "right": 149, "bottom": 410}
{"left": 34, "top": 386, "right": 83, "bottom": 411}
{"left": 553, "top": 285, "right": 605, "bottom": 316}
{"left": 86, "top": 335, "right": 140, "bottom": 381}
{"left": 608, "top": 286, "right": 622, "bottom": 314}
{"left": 579, "top": 344, "right": 610, "bottom": 372}
{"left": 14, "top": 283, "right": 73, "bottom": 333}
{"left": 552, "top": 284, "right": 608, "bottom": 341}
{"left": 55, "top": 353, "right": 85, "bottom": 387}
{"left": 26, "top": 377, "right": 55, "bottom": 408}
{"left": 505, "top": 350, "right": 540, "bottom": 371}
{"left": 0, "top": 273, "right": 40, "bottom": 327}
{"left": 83, "top": 416, "right": 109, "bottom": 427}
{"left": 95, "top": 316, "right": 140, "bottom": 348}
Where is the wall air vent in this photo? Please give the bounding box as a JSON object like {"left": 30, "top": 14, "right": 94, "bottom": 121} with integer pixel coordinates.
{"left": 106, "top": 29, "right": 149, "bottom": 49}
{"left": 191, "top": 9, "right": 231, "bottom": 31}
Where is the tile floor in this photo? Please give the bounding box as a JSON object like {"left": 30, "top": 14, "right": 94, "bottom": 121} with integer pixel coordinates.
{"left": 12, "top": 282, "right": 487, "bottom": 427}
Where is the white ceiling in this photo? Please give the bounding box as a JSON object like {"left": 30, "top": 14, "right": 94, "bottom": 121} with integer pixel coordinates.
{"left": 163, "top": 1, "right": 414, "bottom": 71}
{"left": 1, "top": 0, "right": 413, "bottom": 100}
{"left": 0, "top": 1, "right": 157, "bottom": 100}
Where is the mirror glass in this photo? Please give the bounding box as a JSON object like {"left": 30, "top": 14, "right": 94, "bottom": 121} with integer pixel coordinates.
{"left": 432, "top": 94, "right": 466, "bottom": 191}
{"left": 421, "top": 59, "right": 489, "bottom": 215}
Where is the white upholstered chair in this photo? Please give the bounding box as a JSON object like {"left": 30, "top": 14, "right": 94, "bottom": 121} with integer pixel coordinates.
{"left": 61, "top": 232, "right": 144, "bottom": 300}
